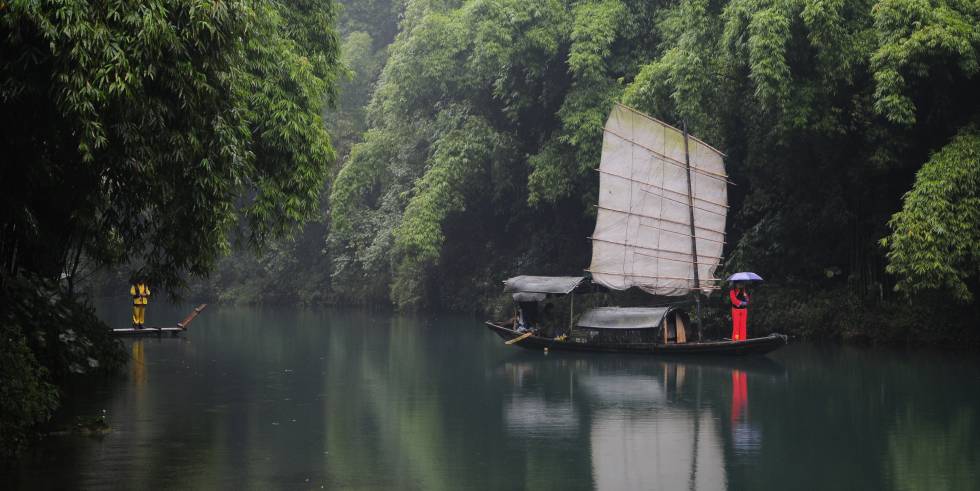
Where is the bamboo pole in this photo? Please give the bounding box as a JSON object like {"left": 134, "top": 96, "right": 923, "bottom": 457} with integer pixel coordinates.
{"left": 505, "top": 332, "right": 533, "bottom": 345}
{"left": 683, "top": 122, "right": 704, "bottom": 342}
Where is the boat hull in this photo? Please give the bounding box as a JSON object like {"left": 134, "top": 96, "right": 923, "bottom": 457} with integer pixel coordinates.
{"left": 486, "top": 322, "right": 787, "bottom": 356}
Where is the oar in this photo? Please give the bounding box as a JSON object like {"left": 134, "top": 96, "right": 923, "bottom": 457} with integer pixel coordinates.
{"left": 176, "top": 304, "right": 208, "bottom": 330}
{"left": 505, "top": 332, "right": 533, "bottom": 345}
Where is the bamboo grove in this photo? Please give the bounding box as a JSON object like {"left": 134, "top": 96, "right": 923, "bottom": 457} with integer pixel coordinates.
{"left": 0, "top": 0, "right": 341, "bottom": 455}
{"left": 324, "top": 0, "right": 979, "bottom": 329}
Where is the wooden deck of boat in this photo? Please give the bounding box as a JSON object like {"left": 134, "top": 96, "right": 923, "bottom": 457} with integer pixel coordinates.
{"left": 112, "top": 304, "right": 207, "bottom": 335}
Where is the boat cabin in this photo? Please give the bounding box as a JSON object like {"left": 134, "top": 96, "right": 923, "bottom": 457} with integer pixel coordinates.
{"left": 503, "top": 275, "right": 593, "bottom": 337}
{"left": 502, "top": 275, "right": 691, "bottom": 344}
{"left": 575, "top": 306, "right": 691, "bottom": 345}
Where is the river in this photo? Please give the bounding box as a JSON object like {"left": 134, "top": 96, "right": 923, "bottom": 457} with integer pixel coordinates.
{"left": 5, "top": 303, "right": 980, "bottom": 490}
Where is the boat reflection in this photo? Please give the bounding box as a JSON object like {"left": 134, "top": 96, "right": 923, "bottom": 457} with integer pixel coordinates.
{"left": 498, "top": 354, "right": 785, "bottom": 489}
{"left": 503, "top": 396, "right": 580, "bottom": 435}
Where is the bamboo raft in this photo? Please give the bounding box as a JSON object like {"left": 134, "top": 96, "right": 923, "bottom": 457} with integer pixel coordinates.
{"left": 112, "top": 304, "right": 207, "bottom": 336}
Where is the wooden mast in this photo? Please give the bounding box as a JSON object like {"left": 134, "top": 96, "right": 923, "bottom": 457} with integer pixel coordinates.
{"left": 683, "top": 122, "right": 704, "bottom": 342}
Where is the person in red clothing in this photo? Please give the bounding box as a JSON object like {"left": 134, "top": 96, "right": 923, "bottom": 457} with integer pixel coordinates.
{"left": 730, "top": 282, "right": 750, "bottom": 341}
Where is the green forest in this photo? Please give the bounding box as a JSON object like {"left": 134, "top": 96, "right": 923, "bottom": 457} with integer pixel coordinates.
{"left": 193, "top": 0, "right": 979, "bottom": 338}
{"left": 2, "top": 0, "right": 979, "bottom": 455}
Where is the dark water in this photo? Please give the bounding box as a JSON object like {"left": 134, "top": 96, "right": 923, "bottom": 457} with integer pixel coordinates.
{"left": 6, "top": 303, "right": 980, "bottom": 490}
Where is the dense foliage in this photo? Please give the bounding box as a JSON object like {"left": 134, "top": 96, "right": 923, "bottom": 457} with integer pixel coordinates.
{"left": 325, "top": 0, "right": 980, "bottom": 318}
{"left": 158, "top": 0, "right": 400, "bottom": 305}
{"left": 0, "top": 274, "right": 127, "bottom": 457}
{"left": 883, "top": 126, "right": 980, "bottom": 302}
{"left": 0, "top": 301, "right": 56, "bottom": 458}
{"left": 328, "top": 0, "right": 655, "bottom": 309}
{"left": 0, "top": 0, "right": 341, "bottom": 455}
{"left": 1, "top": 0, "right": 339, "bottom": 292}
{"left": 75, "top": 0, "right": 980, "bottom": 335}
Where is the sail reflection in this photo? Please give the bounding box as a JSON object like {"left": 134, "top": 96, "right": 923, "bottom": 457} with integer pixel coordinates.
{"left": 583, "top": 362, "right": 724, "bottom": 490}
{"left": 499, "top": 355, "right": 785, "bottom": 490}
{"left": 504, "top": 396, "right": 579, "bottom": 434}
{"left": 591, "top": 411, "right": 725, "bottom": 490}
{"left": 578, "top": 374, "right": 664, "bottom": 407}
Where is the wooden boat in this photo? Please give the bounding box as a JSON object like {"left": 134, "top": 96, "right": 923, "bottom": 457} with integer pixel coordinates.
{"left": 486, "top": 321, "right": 787, "bottom": 356}
{"left": 486, "top": 104, "right": 787, "bottom": 356}
{"left": 112, "top": 304, "right": 207, "bottom": 336}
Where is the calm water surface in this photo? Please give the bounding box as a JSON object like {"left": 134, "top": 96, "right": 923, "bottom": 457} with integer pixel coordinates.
{"left": 5, "top": 303, "right": 980, "bottom": 490}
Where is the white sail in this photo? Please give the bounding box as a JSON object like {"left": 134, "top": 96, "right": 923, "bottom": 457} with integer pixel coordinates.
{"left": 588, "top": 104, "right": 727, "bottom": 296}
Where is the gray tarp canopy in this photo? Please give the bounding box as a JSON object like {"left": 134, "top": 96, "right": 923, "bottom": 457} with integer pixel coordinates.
{"left": 576, "top": 307, "right": 672, "bottom": 330}
{"left": 511, "top": 292, "right": 547, "bottom": 302}
{"left": 503, "top": 276, "right": 587, "bottom": 295}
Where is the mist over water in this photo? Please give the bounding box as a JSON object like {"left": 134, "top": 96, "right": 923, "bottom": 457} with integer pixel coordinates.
{"left": 6, "top": 303, "right": 980, "bottom": 490}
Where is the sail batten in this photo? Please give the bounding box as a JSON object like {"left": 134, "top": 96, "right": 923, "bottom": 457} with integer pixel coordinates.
{"left": 602, "top": 128, "right": 731, "bottom": 183}
{"left": 589, "top": 236, "right": 724, "bottom": 258}
{"left": 596, "top": 168, "right": 729, "bottom": 209}
{"left": 594, "top": 206, "right": 726, "bottom": 237}
{"left": 589, "top": 104, "right": 728, "bottom": 296}
{"left": 638, "top": 188, "right": 726, "bottom": 216}
{"left": 586, "top": 270, "right": 722, "bottom": 283}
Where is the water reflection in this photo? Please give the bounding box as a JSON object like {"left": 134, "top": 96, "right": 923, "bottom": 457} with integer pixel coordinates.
{"left": 729, "top": 369, "right": 762, "bottom": 455}
{"left": 504, "top": 396, "right": 579, "bottom": 434}
{"left": 887, "top": 409, "right": 978, "bottom": 491}
{"left": 583, "top": 367, "right": 724, "bottom": 491}
{"left": 5, "top": 306, "right": 980, "bottom": 490}
{"left": 731, "top": 370, "right": 746, "bottom": 423}
{"left": 131, "top": 340, "right": 146, "bottom": 386}
{"left": 498, "top": 354, "right": 785, "bottom": 490}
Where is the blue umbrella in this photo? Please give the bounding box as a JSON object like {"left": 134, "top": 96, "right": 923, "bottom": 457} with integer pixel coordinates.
{"left": 727, "top": 272, "right": 764, "bottom": 282}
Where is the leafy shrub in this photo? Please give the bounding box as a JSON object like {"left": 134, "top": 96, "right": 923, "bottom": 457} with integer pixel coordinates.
{"left": 0, "top": 320, "right": 57, "bottom": 458}
{"left": 0, "top": 275, "right": 126, "bottom": 456}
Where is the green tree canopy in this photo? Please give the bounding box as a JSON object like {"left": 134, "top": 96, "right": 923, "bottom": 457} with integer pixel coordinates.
{"left": 0, "top": 0, "right": 340, "bottom": 292}
{"left": 884, "top": 126, "right": 980, "bottom": 301}
{"left": 327, "top": 0, "right": 979, "bottom": 311}
{"left": 329, "top": 0, "right": 660, "bottom": 309}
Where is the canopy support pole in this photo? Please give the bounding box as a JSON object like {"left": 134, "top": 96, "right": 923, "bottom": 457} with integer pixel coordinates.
{"left": 569, "top": 294, "right": 574, "bottom": 334}
{"left": 683, "top": 122, "right": 704, "bottom": 342}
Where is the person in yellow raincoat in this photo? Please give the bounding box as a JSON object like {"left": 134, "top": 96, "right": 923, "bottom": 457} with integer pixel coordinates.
{"left": 130, "top": 277, "right": 151, "bottom": 328}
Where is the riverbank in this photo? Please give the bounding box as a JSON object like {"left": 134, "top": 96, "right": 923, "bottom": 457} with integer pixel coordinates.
{"left": 743, "top": 285, "right": 980, "bottom": 348}
{"left": 143, "top": 275, "right": 980, "bottom": 349}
